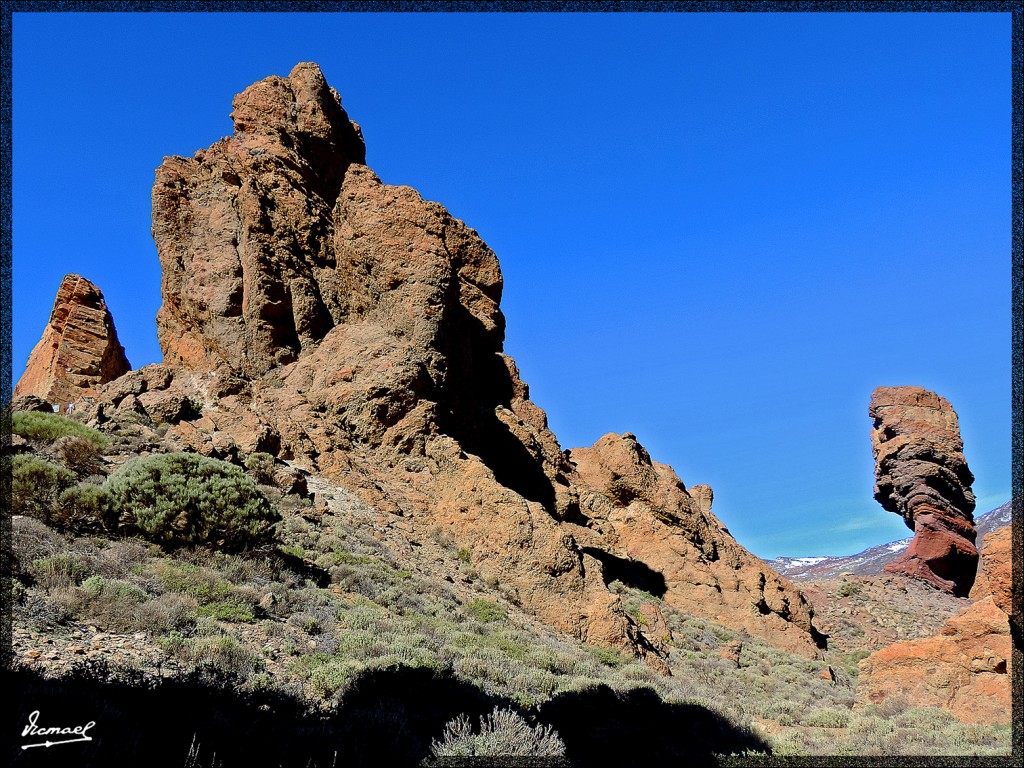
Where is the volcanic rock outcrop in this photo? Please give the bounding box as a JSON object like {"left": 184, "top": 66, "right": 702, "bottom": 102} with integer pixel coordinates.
{"left": 970, "top": 525, "right": 1013, "bottom": 616}
{"left": 82, "top": 63, "right": 822, "bottom": 659}
{"left": 14, "top": 274, "right": 130, "bottom": 405}
{"left": 869, "top": 386, "right": 978, "bottom": 596}
{"left": 854, "top": 596, "right": 1011, "bottom": 725}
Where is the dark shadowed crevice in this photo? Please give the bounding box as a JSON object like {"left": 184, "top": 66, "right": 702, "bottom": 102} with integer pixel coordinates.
{"left": 581, "top": 547, "right": 667, "bottom": 598}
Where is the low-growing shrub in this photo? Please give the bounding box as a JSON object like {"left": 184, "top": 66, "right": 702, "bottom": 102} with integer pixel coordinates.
{"left": 12, "top": 456, "right": 76, "bottom": 523}
{"left": 51, "top": 435, "right": 104, "bottom": 475}
{"left": 465, "top": 599, "right": 506, "bottom": 623}
{"left": 430, "top": 707, "right": 566, "bottom": 758}
{"left": 103, "top": 452, "right": 279, "bottom": 548}
{"left": 244, "top": 452, "right": 277, "bottom": 484}
{"left": 55, "top": 483, "right": 115, "bottom": 532}
{"left": 837, "top": 582, "right": 862, "bottom": 598}
{"left": 29, "top": 553, "right": 90, "bottom": 591}
{"left": 801, "top": 707, "right": 852, "bottom": 728}
{"left": 13, "top": 411, "right": 108, "bottom": 450}
{"left": 586, "top": 645, "right": 625, "bottom": 668}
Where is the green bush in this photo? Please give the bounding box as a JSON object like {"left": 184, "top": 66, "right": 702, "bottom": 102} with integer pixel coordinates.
{"left": 802, "top": 707, "right": 852, "bottom": 728}
{"left": 11, "top": 455, "right": 76, "bottom": 523}
{"left": 13, "top": 411, "right": 108, "bottom": 450}
{"left": 55, "top": 484, "right": 115, "bottom": 532}
{"left": 586, "top": 645, "right": 625, "bottom": 668}
{"left": 837, "top": 582, "right": 862, "bottom": 598}
{"left": 29, "top": 553, "right": 89, "bottom": 591}
{"left": 103, "top": 452, "right": 279, "bottom": 548}
{"left": 465, "top": 599, "right": 507, "bottom": 623}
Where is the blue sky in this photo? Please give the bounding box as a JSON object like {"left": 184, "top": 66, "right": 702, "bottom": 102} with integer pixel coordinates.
{"left": 11, "top": 12, "right": 1012, "bottom": 558}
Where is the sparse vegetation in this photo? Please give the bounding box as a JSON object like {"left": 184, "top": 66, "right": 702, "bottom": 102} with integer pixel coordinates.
{"left": 9, "top": 468, "right": 1011, "bottom": 760}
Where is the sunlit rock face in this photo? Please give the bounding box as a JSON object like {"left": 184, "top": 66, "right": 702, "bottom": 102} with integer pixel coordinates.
{"left": 104, "top": 62, "right": 826, "bottom": 661}
{"left": 869, "top": 386, "right": 977, "bottom": 596}
{"left": 15, "top": 274, "right": 130, "bottom": 405}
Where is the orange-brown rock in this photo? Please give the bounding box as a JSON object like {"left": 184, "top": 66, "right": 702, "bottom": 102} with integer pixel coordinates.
{"left": 855, "top": 596, "right": 1011, "bottom": 724}
{"left": 109, "top": 62, "right": 825, "bottom": 661}
{"left": 15, "top": 274, "right": 130, "bottom": 405}
{"left": 870, "top": 386, "right": 978, "bottom": 596}
{"left": 568, "top": 433, "right": 823, "bottom": 656}
{"left": 970, "top": 525, "right": 1012, "bottom": 615}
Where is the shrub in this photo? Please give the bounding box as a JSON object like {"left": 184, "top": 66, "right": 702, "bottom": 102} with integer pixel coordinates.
{"left": 244, "top": 451, "right": 276, "bottom": 484}
{"left": 430, "top": 707, "right": 566, "bottom": 758}
{"left": 13, "top": 411, "right": 108, "bottom": 449}
{"left": 837, "top": 582, "right": 862, "bottom": 598}
{"left": 457, "top": 548, "right": 472, "bottom": 564}
{"left": 151, "top": 561, "right": 257, "bottom": 623}
{"left": 29, "top": 553, "right": 89, "bottom": 591}
{"left": 802, "top": 707, "right": 852, "bottom": 728}
{"left": 55, "top": 483, "right": 115, "bottom": 532}
{"left": 103, "top": 452, "right": 279, "bottom": 548}
{"left": 138, "top": 592, "right": 199, "bottom": 634}
{"left": 11, "top": 455, "right": 76, "bottom": 523}
{"left": 586, "top": 645, "right": 625, "bottom": 668}
{"left": 465, "top": 599, "right": 506, "bottom": 623}
{"left": 306, "top": 658, "right": 363, "bottom": 701}
{"left": 50, "top": 435, "right": 104, "bottom": 475}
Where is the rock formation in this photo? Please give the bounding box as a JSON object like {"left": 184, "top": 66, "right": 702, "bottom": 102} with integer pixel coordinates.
{"left": 79, "top": 63, "right": 823, "bottom": 659}
{"left": 970, "top": 525, "right": 1012, "bottom": 617}
{"left": 869, "top": 386, "right": 978, "bottom": 596}
{"left": 854, "top": 596, "right": 1011, "bottom": 725}
{"left": 14, "top": 274, "right": 130, "bottom": 405}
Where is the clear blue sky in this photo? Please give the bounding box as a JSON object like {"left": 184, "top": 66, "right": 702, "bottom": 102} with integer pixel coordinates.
{"left": 11, "top": 12, "right": 1011, "bottom": 558}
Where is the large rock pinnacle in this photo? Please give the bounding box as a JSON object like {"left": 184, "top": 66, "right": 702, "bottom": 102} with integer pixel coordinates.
{"left": 869, "top": 386, "right": 978, "bottom": 596}
{"left": 14, "top": 274, "right": 130, "bottom": 405}
{"left": 102, "top": 63, "right": 825, "bottom": 659}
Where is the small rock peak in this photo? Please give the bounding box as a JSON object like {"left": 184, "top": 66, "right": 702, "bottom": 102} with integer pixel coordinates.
{"left": 15, "top": 273, "right": 130, "bottom": 404}
{"left": 229, "top": 60, "right": 365, "bottom": 174}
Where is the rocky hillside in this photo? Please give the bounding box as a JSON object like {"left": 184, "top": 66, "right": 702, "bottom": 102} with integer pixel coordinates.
{"left": 770, "top": 501, "right": 1011, "bottom": 581}
{"left": 7, "top": 63, "right": 1010, "bottom": 764}
{"left": 64, "top": 61, "right": 821, "bottom": 661}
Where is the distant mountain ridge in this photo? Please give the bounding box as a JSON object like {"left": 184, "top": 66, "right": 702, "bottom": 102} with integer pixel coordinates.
{"left": 770, "top": 501, "right": 1012, "bottom": 581}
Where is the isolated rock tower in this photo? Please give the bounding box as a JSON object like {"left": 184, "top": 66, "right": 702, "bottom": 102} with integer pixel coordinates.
{"left": 869, "top": 385, "right": 978, "bottom": 596}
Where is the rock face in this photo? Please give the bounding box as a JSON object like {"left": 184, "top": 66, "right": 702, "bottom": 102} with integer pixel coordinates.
{"left": 970, "top": 525, "right": 1012, "bottom": 616}
{"left": 869, "top": 386, "right": 978, "bottom": 596}
{"left": 14, "top": 274, "right": 130, "bottom": 405}
{"left": 98, "top": 63, "right": 824, "bottom": 660}
{"left": 855, "top": 597, "right": 1011, "bottom": 725}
